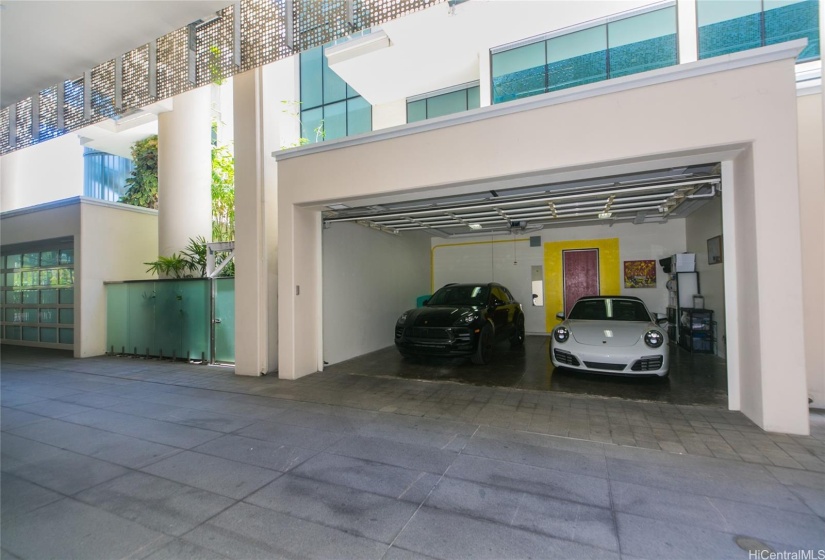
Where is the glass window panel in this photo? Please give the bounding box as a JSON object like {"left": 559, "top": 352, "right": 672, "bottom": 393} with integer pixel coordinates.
{"left": 7, "top": 291, "right": 22, "bottom": 304}
{"left": 492, "top": 42, "right": 547, "bottom": 103}
{"left": 59, "top": 328, "right": 74, "bottom": 345}
{"left": 7, "top": 273, "right": 20, "bottom": 287}
{"left": 22, "top": 253, "right": 39, "bottom": 268}
{"left": 427, "top": 90, "right": 468, "bottom": 119}
{"left": 322, "top": 47, "right": 347, "bottom": 103}
{"left": 22, "top": 326, "right": 38, "bottom": 341}
{"left": 21, "top": 309, "right": 38, "bottom": 323}
{"left": 5, "top": 326, "right": 21, "bottom": 340}
{"left": 407, "top": 99, "right": 427, "bottom": 123}
{"left": 300, "top": 47, "right": 324, "bottom": 109}
{"left": 301, "top": 107, "right": 324, "bottom": 144}
{"left": 346, "top": 97, "right": 372, "bottom": 136}
{"left": 609, "top": 7, "right": 678, "bottom": 78}
{"left": 323, "top": 101, "right": 347, "bottom": 141}
{"left": 40, "top": 327, "right": 58, "bottom": 343}
{"left": 41, "top": 289, "right": 58, "bottom": 304}
{"left": 5, "top": 254, "right": 22, "bottom": 269}
{"left": 0, "top": 291, "right": 3, "bottom": 304}
{"left": 467, "top": 86, "right": 480, "bottom": 109}
{"left": 41, "top": 309, "right": 57, "bottom": 323}
{"left": 21, "top": 271, "right": 38, "bottom": 287}
{"left": 0, "top": 274, "right": 3, "bottom": 287}
{"left": 40, "top": 269, "right": 59, "bottom": 286}
{"left": 59, "top": 249, "right": 74, "bottom": 265}
{"left": 40, "top": 251, "right": 58, "bottom": 267}
{"left": 59, "top": 308, "right": 74, "bottom": 324}
{"left": 59, "top": 269, "right": 74, "bottom": 286}
{"left": 5, "top": 308, "right": 20, "bottom": 322}
{"left": 60, "top": 289, "right": 74, "bottom": 304}
{"left": 764, "top": 0, "right": 820, "bottom": 61}
{"left": 697, "top": 0, "right": 762, "bottom": 59}
{"left": 22, "top": 290, "right": 38, "bottom": 304}
{"left": 547, "top": 26, "right": 608, "bottom": 91}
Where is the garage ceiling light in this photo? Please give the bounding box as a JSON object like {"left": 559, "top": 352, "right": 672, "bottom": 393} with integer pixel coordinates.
{"left": 468, "top": 223, "right": 483, "bottom": 230}
{"left": 598, "top": 212, "right": 613, "bottom": 219}
{"left": 327, "top": 204, "right": 350, "bottom": 210}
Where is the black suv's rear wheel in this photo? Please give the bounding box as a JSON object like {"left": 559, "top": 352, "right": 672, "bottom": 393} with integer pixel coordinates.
{"left": 510, "top": 315, "right": 525, "bottom": 347}
{"left": 471, "top": 324, "right": 494, "bottom": 365}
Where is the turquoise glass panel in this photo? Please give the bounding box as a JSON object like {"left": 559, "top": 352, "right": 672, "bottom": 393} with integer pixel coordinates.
{"left": 106, "top": 283, "right": 129, "bottom": 353}
{"left": 60, "top": 288, "right": 74, "bottom": 304}
{"left": 301, "top": 107, "right": 324, "bottom": 143}
{"left": 41, "top": 289, "right": 58, "bottom": 304}
{"left": 59, "top": 269, "right": 74, "bottom": 285}
{"left": 214, "top": 278, "right": 235, "bottom": 363}
{"left": 322, "top": 47, "right": 347, "bottom": 103}
{"left": 764, "top": 0, "right": 819, "bottom": 61}
{"left": 6, "top": 254, "right": 22, "bottom": 269}
{"left": 6, "top": 273, "right": 19, "bottom": 287}
{"left": 22, "top": 291, "right": 38, "bottom": 304}
{"left": 179, "top": 280, "right": 210, "bottom": 360}
{"left": 323, "top": 101, "right": 347, "bottom": 141}
{"left": 59, "top": 328, "right": 74, "bottom": 345}
{"left": 59, "top": 249, "right": 74, "bottom": 265}
{"left": 22, "top": 326, "right": 38, "bottom": 341}
{"left": 300, "top": 47, "right": 324, "bottom": 109}
{"left": 21, "top": 271, "right": 38, "bottom": 287}
{"left": 407, "top": 99, "right": 426, "bottom": 123}
{"left": 59, "top": 309, "right": 74, "bottom": 324}
{"left": 468, "top": 86, "right": 480, "bottom": 109}
{"left": 40, "top": 327, "right": 57, "bottom": 343}
{"left": 22, "top": 253, "right": 39, "bottom": 268}
{"left": 492, "top": 42, "right": 546, "bottom": 103}
{"left": 347, "top": 96, "right": 372, "bottom": 136}
{"left": 5, "top": 308, "right": 19, "bottom": 322}
{"left": 40, "top": 251, "right": 58, "bottom": 267}
{"left": 0, "top": 291, "right": 3, "bottom": 304}
{"left": 128, "top": 282, "right": 157, "bottom": 355}
{"left": 7, "top": 291, "right": 22, "bottom": 304}
{"left": 427, "top": 90, "right": 468, "bottom": 119}
{"left": 21, "top": 309, "right": 38, "bottom": 323}
{"left": 547, "top": 25, "right": 607, "bottom": 91}
{"left": 40, "top": 309, "right": 57, "bottom": 324}
{"left": 698, "top": 0, "right": 762, "bottom": 59}
{"left": 608, "top": 7, "right": 677, "bottom": 78}
{"left": 40, "top": 269, "right": 59, "bottom": 286}
{"left": 5, "top": 326, "right": 21, "bottom": 340}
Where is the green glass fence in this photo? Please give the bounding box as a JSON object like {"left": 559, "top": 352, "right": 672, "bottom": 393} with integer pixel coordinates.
{"left": 106, "top": 278, "right": 227, "bottom": 362}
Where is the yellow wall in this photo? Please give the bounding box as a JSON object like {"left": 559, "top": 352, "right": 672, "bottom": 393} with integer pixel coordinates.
{"left": 543, "top": 238, "right": 620, "bottom": 331}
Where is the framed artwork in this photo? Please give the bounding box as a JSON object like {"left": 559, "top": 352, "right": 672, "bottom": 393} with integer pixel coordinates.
{"left": 707, "top": 235, "right": 723, "bottom": 265}
{"left": 624, "top": 260, "right": 656, "bottom": 288}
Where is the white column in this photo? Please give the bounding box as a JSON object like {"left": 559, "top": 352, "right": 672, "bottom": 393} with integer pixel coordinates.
{"left": 678, "top": 0, "right": 699, "bottom": 64}
{"left": 157, "top": 86, "right": 212, "bottom": 257}
{"left": 233, "top": 64, "right": 283, "bottom": 376}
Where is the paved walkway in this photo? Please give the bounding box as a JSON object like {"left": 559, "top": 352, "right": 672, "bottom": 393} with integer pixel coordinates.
{"left": 1, "top": 347, "right": 823, "bottom": 559}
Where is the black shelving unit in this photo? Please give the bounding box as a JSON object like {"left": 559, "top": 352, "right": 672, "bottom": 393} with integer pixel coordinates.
{"left": 678, "top": 309, "right": 714, "bottom": 353}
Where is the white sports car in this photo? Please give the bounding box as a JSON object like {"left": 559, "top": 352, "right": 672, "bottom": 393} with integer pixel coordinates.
{"left": 550, "top": 296, "right": 669, "bottom": 377}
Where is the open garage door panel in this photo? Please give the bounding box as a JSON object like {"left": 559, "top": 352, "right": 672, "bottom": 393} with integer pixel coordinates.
{"left": 320, "top": 163, "right": 728, "bottom": 407}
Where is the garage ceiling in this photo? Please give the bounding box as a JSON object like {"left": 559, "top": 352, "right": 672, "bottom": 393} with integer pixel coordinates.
{"left": 323, "top": 163, "right": 721, "bottom": 237}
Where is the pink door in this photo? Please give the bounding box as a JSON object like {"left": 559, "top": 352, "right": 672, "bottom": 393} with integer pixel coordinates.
{"left": 563, "top": 249, "right": 599, "bottom": 317}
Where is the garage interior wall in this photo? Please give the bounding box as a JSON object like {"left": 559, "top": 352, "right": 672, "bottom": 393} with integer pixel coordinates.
{"left": 322, "top": 222, "right": 431, "bottom": 365}
{"left": 432, "top": 220, "right": 686, "bottom": 335}
{"left": 277, "top": 45, "right": 809, "bottom": 433}
{"left": 685, "top": 196, "right": 726, "bottom": 358}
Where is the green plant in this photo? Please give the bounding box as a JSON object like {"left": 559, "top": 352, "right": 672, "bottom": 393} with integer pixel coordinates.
{"left": 147, "top": 236, "right": 234, "bottom": 278}
{"left": 209, "top": 45, "right": 224, "bottom": 85}
{"left": 211, "top": 144, "right": 235, "bottom": 242}
{"left": 182, "top": 236, "right": 208, "bottom": 277}
{"left": 279, "top": 100, "right": 325, "bottom": 148}
{"left": 144, "top": 254, "right": 196, "bottom": 278}
{"left": 120, "top": 136, "right": 158, "bottom": 209}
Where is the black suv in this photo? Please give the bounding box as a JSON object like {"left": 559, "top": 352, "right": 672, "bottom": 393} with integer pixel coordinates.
{"left": 394, "top": 283, "right": 525, "bottom": 364}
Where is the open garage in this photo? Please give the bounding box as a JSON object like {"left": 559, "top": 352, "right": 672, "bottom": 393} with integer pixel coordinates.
{"left": 274, "top": 43, "right": 811, "bottom": 434}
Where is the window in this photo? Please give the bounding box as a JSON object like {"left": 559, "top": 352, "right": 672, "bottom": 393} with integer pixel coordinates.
{"left": 491, "top": 4, "right": 677, "bottom": 104}
{"left": 697, "top": 0, "right": 820, "bottom": 62}
{"left": 83, "top": 148, "right": 134, "bottom": 202}
{"left": 300, "top": 45, "right": 372, "bottom": 143}
{"left": 407, "top": 83, "right": 480, "bottom": 123}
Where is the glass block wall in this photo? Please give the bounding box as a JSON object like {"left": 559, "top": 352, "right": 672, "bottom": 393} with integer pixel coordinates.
{"left": 491, "top": 5, "right": 678, "bottom": 104}
{"left": 407, "top": 83, "right": 480, "bottom": 123}
{"left": 698, "top": 0, "right": 820, "bottom": 62}
{"left": 1, "top": 245, "right": 75, "bottom": 348}
{"left": 300, "top": 44, "right": 372, "bottom": 142}
{"left": 83, "top": 148, "right": 134, "bottom": 202}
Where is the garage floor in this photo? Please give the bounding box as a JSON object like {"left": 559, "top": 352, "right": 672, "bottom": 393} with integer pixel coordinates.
{"left": 325, "top": 336, "right": 728, "bottom": 407}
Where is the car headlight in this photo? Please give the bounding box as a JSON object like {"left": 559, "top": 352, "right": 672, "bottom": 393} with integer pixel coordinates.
{"left": 397, "top": 312, "right": 409, "bottom": 325}
{"left": 554, "top": 326, "right": 569, "bottom": 343}
{"left": 644, "top": 330, "right": 664, "bottom": 348}
{"left": 459, "top": 314, "right": 475, "bottom": 325}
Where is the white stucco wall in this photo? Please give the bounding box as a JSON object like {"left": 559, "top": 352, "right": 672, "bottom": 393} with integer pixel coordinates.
{"left": 322, "top": 222, "right": 431, "bottom": 365}
{"left": 0, "top": 134, "right": 83, "bottom": 212}
{"left": 277, "top": 45, "right": 809, "bottom": 434}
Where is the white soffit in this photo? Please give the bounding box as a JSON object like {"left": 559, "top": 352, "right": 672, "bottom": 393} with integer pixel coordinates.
{"left": 327, "top": 0, "right": 655, "bottom": 105}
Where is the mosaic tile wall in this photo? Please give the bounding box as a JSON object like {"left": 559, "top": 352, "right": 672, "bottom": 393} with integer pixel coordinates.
{"left": 1, "top": 0, "right": 444, "bottom": 156}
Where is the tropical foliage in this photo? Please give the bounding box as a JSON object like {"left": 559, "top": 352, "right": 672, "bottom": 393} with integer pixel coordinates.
{"left": 120, "top": 136, "right": 159, "bottom": 209}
